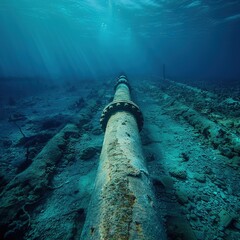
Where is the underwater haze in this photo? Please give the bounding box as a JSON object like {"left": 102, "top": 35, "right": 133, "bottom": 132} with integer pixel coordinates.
{"left": 1, "top": 1, "right": 240, "bottom": 240}
{"left": 1, "top": 0, "right": 240, "bottom": 83}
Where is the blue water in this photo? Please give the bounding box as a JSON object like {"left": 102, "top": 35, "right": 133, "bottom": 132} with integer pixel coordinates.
{"left": 0, "top": 0, "right": 240, "bottom": 82}
{"left": 1, "top": 2, "right": 240, "bottom": 239}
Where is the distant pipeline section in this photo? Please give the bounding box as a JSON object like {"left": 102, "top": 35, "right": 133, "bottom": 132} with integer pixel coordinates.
{"left": 151, "top": 79, "right": 240, "bottom": 160}
{"left": 80, "top": 75, "right": 166, "bottom": 240}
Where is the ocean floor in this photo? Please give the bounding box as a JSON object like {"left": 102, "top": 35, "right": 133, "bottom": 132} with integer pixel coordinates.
{"left": 0, "top": 78, "right": 240, "bottom": 240}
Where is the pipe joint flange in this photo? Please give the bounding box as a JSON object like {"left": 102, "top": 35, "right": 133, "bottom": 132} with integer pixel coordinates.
{"left": 100, "top": 100, "right": 144, "bottom": 132}
{"left": 114, "top": 77, "right": 131, "bottom": 92}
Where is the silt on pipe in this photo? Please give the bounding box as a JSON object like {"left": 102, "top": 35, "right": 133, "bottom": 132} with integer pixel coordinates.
{"left": 80, "top": 75, "right": 166, "bottom": 240}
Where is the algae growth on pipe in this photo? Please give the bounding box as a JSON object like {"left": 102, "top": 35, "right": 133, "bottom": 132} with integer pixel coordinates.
{"left": 80, "top": 75, "right": 166, "bottom": 240}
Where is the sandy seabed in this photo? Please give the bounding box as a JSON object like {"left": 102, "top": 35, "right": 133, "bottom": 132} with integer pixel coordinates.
{"left": 0, "top": 77, "right": 240, "bottom": 240}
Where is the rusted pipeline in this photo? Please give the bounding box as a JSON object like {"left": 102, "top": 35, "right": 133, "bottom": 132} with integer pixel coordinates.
{"left": 80, "top": 75, "right": 166, "bottom": 240}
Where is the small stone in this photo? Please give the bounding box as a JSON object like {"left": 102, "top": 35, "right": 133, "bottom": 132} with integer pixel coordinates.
{"left": 176, "top": 190, "right": 189, "bottom": 204}
{"left": 210, "top": 215, "right": 217, "bottom": 221}
{"left": 190, "top": 214, "right": 197, "bottom": 221}
{"left": 201, "top": 195, "right": 210, "bottom": 202}
{"left": 215, "top": 179, "right": 226, "bottom": 189}
{"left": 218, "top": 209, "right": 234, "bottom": 228}
{"left": 195, "top": 212, "right": 202, "bottom": 218}
{"left": 219, "top": 226, "right": 225, "bottom": 232}
{"left": 204, "top": 166, "right": 213, "bottom": 175}
{"left": 151, "top": 175, "right": 174, "bottom": 190}
{"left": 180, "top": 152, "right": 189, "bottom": 162}
{"left": 169, "top": 169, "right": 187, "bottom": 180}
{"left": 206, "top": 206, "right": 211, "bottom": 212}
{"left": 194, "top": 173, "right": 206, "bottom": 183}
{"left": 80, "top": 147, "right": 100, "bottom": 160}
{"left": 220, "top": 192, "right": 226, "bottom": 199}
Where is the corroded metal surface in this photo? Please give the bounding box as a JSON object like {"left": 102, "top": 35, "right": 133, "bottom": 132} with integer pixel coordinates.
{"left": 80, "top": 76, "right": 166, "bottom": 240}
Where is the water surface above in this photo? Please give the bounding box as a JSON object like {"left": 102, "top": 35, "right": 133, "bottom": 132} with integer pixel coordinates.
{"left": 0, "top": 0, "right": 240, "bottom": 82}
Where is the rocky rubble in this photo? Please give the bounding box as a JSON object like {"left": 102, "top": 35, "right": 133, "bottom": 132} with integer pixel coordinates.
{"left": 138, "top": 79, "right": 240, "bottom": 240}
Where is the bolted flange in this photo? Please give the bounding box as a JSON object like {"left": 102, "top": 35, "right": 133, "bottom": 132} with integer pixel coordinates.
{"left": 100, "top": 100, "right": 144, "bottom": 132}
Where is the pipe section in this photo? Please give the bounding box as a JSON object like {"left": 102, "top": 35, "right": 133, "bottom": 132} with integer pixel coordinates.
{"left": 80, "top": 75, "right": 166, "bottom": 240}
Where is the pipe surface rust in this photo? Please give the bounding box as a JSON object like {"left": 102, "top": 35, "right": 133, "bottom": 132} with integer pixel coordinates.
{"left": 80, "top": 75, "right": 166, "bottom": 240}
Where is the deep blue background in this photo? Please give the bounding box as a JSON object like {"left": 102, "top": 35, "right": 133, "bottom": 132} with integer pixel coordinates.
{"left": 0, "top": 1, "right": 240, "bottom": 84}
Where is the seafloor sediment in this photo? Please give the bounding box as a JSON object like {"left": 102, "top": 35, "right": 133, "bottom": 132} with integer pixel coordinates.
{"left": 0, "top": 78, "right": 239, "bottom": 240}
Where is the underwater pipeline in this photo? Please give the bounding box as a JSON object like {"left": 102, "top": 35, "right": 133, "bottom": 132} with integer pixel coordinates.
{"left": 80, "top": 75, "right": 166, "bottom": 240}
